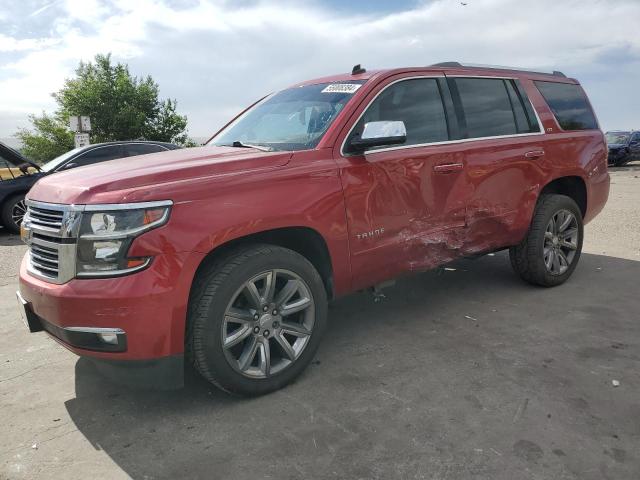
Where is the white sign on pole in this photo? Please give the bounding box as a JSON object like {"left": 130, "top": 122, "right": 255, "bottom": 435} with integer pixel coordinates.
{"left": 69, "top": 116, "right": 92, "bottom": 132}
{"left": 69, "top": 116, "right": 80, "bottom": 132}
{"left": 74, "top": 133, "right": 91, "bottom": 148}
{"left": 80, "top": 116, "right": 91, "bottom": 131}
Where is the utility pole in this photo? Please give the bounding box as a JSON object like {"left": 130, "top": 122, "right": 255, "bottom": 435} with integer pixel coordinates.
{"left": 69, "top": 116, "right": 91, "bottom": 148}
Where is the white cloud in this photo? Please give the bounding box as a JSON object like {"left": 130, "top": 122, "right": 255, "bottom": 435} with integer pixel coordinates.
{"left": 0, "top": 34, "right": 59, "bottom": 52}
{"left": 1, "top": 0, "right": 639, "bottom": 138}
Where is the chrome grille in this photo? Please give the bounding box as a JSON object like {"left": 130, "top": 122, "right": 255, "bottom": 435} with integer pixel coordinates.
{"left": 28, "top": 205, "right": 64, "bottom": 230}
{"left": 23, "top": 200, "right": 80, "bottom": 284}
{"left": 29, "top": 242, "right": 59, "bottom": 279}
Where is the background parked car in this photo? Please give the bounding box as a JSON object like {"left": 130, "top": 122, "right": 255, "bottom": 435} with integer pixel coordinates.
{"left": 605, "top": 130, "right": 640, "bottom": 166}
{"left": 0, "top": 141, "right": 180, "bottom": 233}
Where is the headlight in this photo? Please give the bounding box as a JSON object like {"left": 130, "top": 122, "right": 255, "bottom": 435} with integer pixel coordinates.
{"left": 76, "top": 201, "right": 172, "bottom": 277}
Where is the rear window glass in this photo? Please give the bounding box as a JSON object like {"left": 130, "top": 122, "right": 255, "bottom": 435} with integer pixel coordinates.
{"left": 534, "top": 81, "right": 598, "bottom": 131}
{"left": 454, "top": 78, "right": 517, "bottom": 138}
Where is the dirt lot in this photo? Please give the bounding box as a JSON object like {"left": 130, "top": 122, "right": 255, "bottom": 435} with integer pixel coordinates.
{"left": 1, "top": 165, "right": 639, "bottom": 480}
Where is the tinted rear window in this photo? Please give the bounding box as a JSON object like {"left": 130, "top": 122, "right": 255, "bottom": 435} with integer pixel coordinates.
{"left": 126, "top": 144, "right": 167, "bottom": 156}
{"left": 534, "top": 81, "right": 598, "bottom": 131}
{"left": 454, "top": 78, "right": 517, "bottom": 138}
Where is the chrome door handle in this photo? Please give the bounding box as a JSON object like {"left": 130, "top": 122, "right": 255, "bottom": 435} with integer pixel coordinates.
{"left": 525, "top": 150, "right": 545, "bottom": 159}
{"left": 433, "top": 163, "right": 464, "bottom": 173}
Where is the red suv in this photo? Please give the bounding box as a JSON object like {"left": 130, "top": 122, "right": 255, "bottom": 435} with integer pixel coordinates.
{"left": 18, "top": 63, "right": 610, "bottom": 395}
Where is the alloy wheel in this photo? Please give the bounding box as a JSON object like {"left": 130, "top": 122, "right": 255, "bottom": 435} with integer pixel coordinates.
{"left": 12, "top": 199, "right": 27, "bottom": 228}
{"left": 222, "top": 269, "right": 315, "bottom": 378}
{"left": 543, "top": 209, "right": 579, "bottom": 275}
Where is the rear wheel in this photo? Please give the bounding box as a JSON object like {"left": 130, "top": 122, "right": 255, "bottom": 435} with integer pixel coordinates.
{"left": 187, "top": 244, "right": 327, "bottom": 396}
{"left": 1, "top": 194, "right": 27, "bottom": 234}
{"left": 509, "top": 194, "right": 583, "bottom": 287}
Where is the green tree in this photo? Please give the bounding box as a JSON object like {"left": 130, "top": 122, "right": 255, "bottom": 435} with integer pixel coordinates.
{"left": 16, "top": 53, "right": 192, "bottom": 162}
{"left": 16, "top": 113, "right": 74, "bottom": 163}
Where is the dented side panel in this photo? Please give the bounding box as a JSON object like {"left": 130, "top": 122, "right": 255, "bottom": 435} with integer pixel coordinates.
{"left": 338, "top": 145, "right": 469, "bottom": 292}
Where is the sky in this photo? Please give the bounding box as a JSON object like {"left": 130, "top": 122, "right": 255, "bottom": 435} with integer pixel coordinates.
{"left": 1, "top": 0, "right": 639, "bottom": 142}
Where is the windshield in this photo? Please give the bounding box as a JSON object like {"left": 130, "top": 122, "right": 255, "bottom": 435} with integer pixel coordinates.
{"left": 208, "top": 81, "right": 365, "bottom": 152}
{"left": 605, "top": 132, "right": 630, "bottom": 144}
{"left": 41, "top": 146, "right": 84, "bottom": 172}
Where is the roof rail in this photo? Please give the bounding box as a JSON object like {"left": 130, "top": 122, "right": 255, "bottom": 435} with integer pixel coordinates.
{"left": 431, "top": 61, "right": 566, "bottom": 78}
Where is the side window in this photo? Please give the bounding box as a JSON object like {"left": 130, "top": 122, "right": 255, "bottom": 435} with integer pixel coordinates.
{"left": 534, "top": 81, "right": 598, "bottom": 131}
{"left": 453, "top": 78, "right": 518, "bottom": 138}
{"left": 631, "top": 133, "right": 640, "bottom": 143}
{"left": 71, "top": 146, "right": 123, "bottom": 168}
{"left": 347, "top": 78, "right": 449, "bottom": 151}
{"left": 126, "top": 143, "right": 167, "bottom": 157}
{"left": 504, "top": 80, "right": 540, "bottom": 134}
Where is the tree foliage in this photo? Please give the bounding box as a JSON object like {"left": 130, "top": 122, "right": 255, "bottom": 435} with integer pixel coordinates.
{"left": 16, "top": 53, "right": 192, "bottom": 162}
{"left": 16, "top": 113, "right": 74, "bottom": 163}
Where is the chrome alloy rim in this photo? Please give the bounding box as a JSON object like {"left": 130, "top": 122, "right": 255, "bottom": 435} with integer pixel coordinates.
{"left": 12, "top": 199, "right": 27, "bottom": 227}
{"left": 544, "top": 209, "right": 579, "bottom": 275}
{"left": 222, "top": 269, "right": 315, "bottom": 378}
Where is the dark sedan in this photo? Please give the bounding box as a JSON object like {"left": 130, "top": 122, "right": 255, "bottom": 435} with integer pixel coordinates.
{"left": 0, "top": 140, "right": 180, "bottom": 233}
{"left": 606, "top": 131, "right": 640, "bottom": 166}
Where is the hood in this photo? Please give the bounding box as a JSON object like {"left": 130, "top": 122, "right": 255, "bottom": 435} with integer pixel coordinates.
{"left": 28, "top": 146, "right": 291, "bottom": 204}
{"left": 0, "top": 142, "right": 40, "bottom": 170}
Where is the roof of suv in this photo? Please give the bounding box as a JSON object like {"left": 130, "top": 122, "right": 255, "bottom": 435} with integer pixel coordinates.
{"left": 295, "top": 63, "right": 579, "bottom": 88}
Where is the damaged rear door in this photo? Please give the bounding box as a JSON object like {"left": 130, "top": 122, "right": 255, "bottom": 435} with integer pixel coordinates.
{"left": 335, "top": 73, "right": 473, "bottom": 291}
{"left": 445, "top": 75, "right": 547, "bottom": 251}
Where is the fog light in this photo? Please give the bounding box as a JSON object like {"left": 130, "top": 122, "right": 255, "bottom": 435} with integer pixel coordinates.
{"left": 98, "top": 333, "right": 119, "bottom": 345}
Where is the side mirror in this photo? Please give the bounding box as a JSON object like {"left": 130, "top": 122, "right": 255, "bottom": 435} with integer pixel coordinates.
{"left": 60, "top": 162, "right": 77, "bottom": 171}
{"left": 348, "top": 121, "right": 407, "bottom": 153}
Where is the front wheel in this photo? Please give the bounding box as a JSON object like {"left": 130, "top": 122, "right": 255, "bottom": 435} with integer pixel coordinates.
{"left": 187, "top": 244, "right": 327, "bottom": 396}
{"left": 509, "top": 194, "right": 584, "bottom": 287}
{"left": 1, "top": 194, "right": 27, "bottom": 234}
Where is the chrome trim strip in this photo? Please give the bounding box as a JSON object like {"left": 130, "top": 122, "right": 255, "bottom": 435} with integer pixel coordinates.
{"left": 339, "top": 74, "right": 544, "bottom": 157}
{"left": 25, "top": 200, "right": 79, "bottom": 211}
{"left": 361, "top": 132, "right": 546, "bottom": 156}
{"left": 64, "top": 326, "right": 125, "bottom": 334}
{"left": 75, "top": 257, "right": 152, "bottom": 278}
{"left": 82, "top": 200, "right": 173, "bottom": 211}
{"left": 25, "top": 199, "right": 173, "bottom": 211}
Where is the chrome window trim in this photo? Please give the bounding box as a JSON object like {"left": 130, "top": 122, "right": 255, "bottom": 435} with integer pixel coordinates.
{"left": 360, "top": 132, "right": 546, "bottom": 156}
{"left": 340, "top": 74, "right": 544, "bottom": 157}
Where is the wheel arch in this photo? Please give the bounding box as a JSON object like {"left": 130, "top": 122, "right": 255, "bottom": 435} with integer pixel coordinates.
{"left": 190, "top": 226, "right": 335, "bottom": 301}
{"left": 539, "top": 176, "right": 587, "bottom": 218}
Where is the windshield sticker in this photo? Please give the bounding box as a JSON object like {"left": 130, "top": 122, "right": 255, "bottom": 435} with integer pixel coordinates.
{"left": 321, "top": 83, "right": 362, "bottom": 94}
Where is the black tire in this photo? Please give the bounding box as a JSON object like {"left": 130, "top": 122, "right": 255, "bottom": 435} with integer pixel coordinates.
{"left": 509, "top": 194, "right": 584, "bottom": 287}
{"left": 1, "top": 194, "right": 26, "bottom": 234}
{"left": 187, "top": 244, "right": 328, "bottom": 396}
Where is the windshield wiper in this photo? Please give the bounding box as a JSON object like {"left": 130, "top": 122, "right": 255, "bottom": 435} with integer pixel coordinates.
{"left": 229, "top": 141, "right": 272, "bottom": 152}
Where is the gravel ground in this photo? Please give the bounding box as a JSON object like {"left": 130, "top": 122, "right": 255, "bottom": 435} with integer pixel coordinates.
{"left": 1, "top": 164, "right": 639, "bottom": 480}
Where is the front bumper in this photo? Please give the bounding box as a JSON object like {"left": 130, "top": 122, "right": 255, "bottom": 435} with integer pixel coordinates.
{"left": 18, "top": 250, "right": 202, "bottom": 362}
{"left": 16, "top": 292, "right": 127, "bottom": 352}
